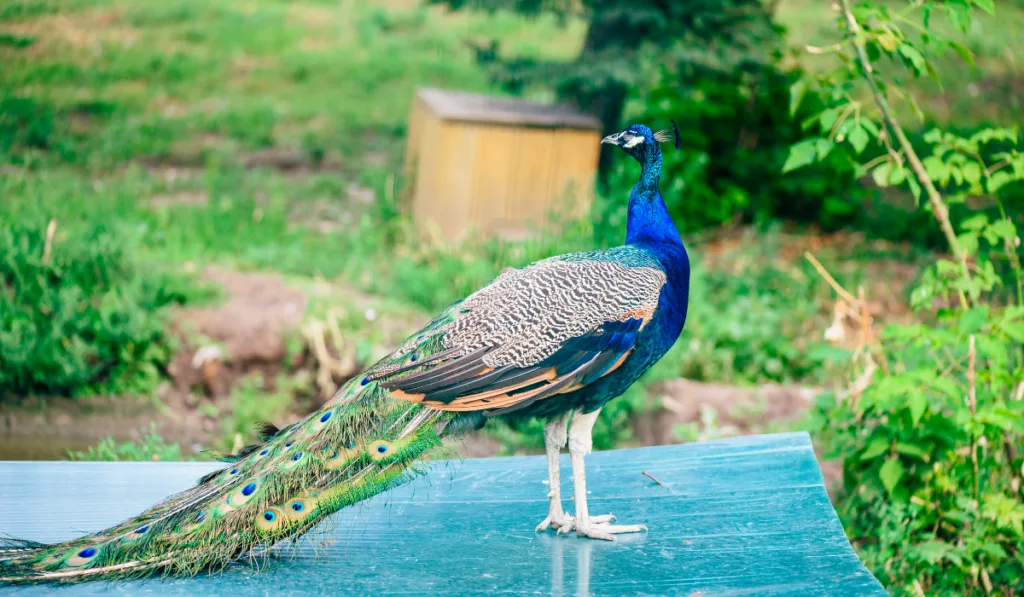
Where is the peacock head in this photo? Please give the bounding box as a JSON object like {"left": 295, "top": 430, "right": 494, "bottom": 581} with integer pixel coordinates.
{"left": 601, "top": 122, "right": 678, "bottom": 164}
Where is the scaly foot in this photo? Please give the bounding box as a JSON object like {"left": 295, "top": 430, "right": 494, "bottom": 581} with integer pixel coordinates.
{"left": 535, "top": 511, "right": 573, "bottom": 531}
{"left": 536, "top": 512, "right": 615, "bottom": 532}
{"left": 556, "top": 514, "right": 647, "bottom": 541}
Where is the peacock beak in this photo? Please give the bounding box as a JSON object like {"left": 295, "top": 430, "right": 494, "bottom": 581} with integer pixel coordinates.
{"left": 601, "top": 133, "right": 622, "bottom": 146}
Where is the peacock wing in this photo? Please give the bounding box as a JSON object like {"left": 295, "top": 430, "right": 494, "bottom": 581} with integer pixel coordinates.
{"left": 366, "top": 250, "right": 667, "bottom": 416}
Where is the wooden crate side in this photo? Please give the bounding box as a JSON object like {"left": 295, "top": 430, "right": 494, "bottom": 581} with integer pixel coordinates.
{"left": 411, "top": 117, "right": 600, "bottom": 241}
{"left": 411, "top": 108, "right": 442, "bottom": 235}
{"left": 505, "top": 126, "right": 558, "bottom": 235}
{"left": 418, "top": 120, "right": 477, "bottom": 240}
{"left": 549, "top": 128, "right": 600, "bottom": 221}
{"left": 402, "top": 95, "right": 427, "bottom": 207}
{"left": 467, "top": 123, "right": 517, "bottom": 235}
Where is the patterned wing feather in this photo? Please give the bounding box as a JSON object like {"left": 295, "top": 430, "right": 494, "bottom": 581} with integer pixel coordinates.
{"left": 369, "top": 253, "right": 666, "bottom": 415}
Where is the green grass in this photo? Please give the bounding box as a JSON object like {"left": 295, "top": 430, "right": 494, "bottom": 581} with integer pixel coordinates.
{"left": 0, "top": 0, "right": 583, "bottom": 171}
{"left": 0, "top": 0, "right": 937, "bottom": 455}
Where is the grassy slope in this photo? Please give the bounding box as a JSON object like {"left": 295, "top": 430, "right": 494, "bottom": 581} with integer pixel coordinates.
{"left": 0, "top": 0, "right": 957, "bottom": 454}
{"left": 0, "top": 0, "right": 583, "bottom": 279}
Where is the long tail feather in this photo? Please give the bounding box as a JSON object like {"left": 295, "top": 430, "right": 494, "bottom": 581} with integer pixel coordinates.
{"left": 0, "top": 379, "right": 456, "bottom": 585}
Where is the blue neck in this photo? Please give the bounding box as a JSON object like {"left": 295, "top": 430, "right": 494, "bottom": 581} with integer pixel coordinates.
{"left": 625, "top": 150, "right": 683, "bottom": 248}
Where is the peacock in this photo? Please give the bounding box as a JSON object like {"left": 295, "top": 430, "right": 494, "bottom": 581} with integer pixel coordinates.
{"left": 0, "top": 122, "right": 690, "bottom": 584}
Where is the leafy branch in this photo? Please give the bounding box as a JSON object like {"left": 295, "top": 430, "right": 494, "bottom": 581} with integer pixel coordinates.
{"left": 837, "top": 0, "right": 972, "bottom": 305}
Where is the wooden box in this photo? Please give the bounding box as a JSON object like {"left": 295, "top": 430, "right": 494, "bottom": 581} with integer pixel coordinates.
{"left": 403, "top": 88, "right": 602, "bottom": 241}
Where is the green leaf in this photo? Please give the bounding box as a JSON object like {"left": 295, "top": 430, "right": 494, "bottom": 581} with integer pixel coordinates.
{"left": 815, "top": 138, "right": 835, "bottom": 160}
{"left": 958, "top": 306, "right": 989, "bottom": 335}
{"left": 974, "top": 0, "right": 995, "bottom": 15}
{"left": 907, "top": 176, "right": 921, "bottom": 203}
{"left": 984, "top": 219, "right": 1016, "bottom": 245}
{"left": 872, "top": 162, "right": 892, "bottom": 187}
{"left": 908, "top": 391, "right": 927, "bottom": 425}
{"left": 879, "top": 457, "right": 904, "bottom": 494}
{"left": 988, "top": 170, "right": 1012, "bottom": 193}
{"left": 961, "top": 213, "right": 989, "bottom": 231}
{"left": 819, "top": 109, "right": 838, "bottom": 132}
{"left": 860, "top": 437, "right": 890, "bottom": 460}
{"left": 848, "top": 124, "right": 869, "bottom": 154}
{"left": 929, "top": 376, "right": 960, "bottom": 401}
{"left": 905, "top": 92, "right": 925, "bottom": 122}
{"left": 896, "top": 441, "right": 929, "bottom": 460}
{"left": 962, "top": 161, "right": 982, "bottom": 185}
{"left": 789, "top": 79, "right": 808, "bottom": 118}
{"left": 923, "top": 155, "right": 949, "bottom": 185}
{"left": 915, "top": 540, "right": 951, "bottom": 565}
{"left": 898, "top": 44, "right": 927, "bottom": 75}
{"left": 860, "top": 119, "right": 879, "bottom": 137}
{"left": 1002, "top": 322, "right": 1024, "bottom": 343}
{"left": 958, "top": 231, "right": 979, "bottom": 256}
{"left": 947, "top": 40, "right": 975, "bottom": 68}
{"left": 782, "top": 140, "right": 818, "bottom": 173}
{"left": 944, "top": 1, "right": 971, "bottom": 32}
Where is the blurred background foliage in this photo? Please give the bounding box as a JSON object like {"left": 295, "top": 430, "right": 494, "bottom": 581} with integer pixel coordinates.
{"left": 0, "top": 0, "right": 1022, "bottom": 592}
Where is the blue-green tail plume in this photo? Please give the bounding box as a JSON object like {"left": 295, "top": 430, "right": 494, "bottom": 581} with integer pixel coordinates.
{"left": 0, "top": 379, "right": 459, "bottom": 584}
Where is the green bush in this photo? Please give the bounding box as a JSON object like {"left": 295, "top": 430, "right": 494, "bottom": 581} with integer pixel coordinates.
{"left": 788, "top": 1, "right": 1024, "bottom": 594}
{"left": 815, "top": 305, "right": 1024, "bottom": 595}
{"left": 67, "top": 423, "right": 190, "bottom": 461}
{"left": 618, "top": 67, "right": 868, "bottom": 233}
{"left": 0, "top": 219, "right": 202, "bottom": 397}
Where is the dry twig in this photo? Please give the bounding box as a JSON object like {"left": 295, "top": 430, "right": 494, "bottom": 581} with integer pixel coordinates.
{"left": 641, "top": 471, "right": 665, "bottom": 486}
{"left": 41, "top": 219, "right": 57, "bottom": 265}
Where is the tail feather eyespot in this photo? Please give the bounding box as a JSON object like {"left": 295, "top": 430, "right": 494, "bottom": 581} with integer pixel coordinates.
{"left": 65, "top": 546, "right": 100, "bottom": 567}
{"left": 308, "top": 409, "right": 336, "bottom": 434}
{"left": 283, "top": 451, "right": 306, "bottom": 470}
{"left": 224, "top": 481, "right": 260, "bottom": 508}
{"left": 369, "top": 441, "right": 394, "bottom": 462}
{"left": 285, "top": 496, "right": 318, "bottom": 522}
{"left": 256, "top": 507, "right": 286, "bottom": 533}
{"left": 324, "top": 441, "right": 359, "bottom": 469}
{"left": 125, "top": 524, "right": 150, "bottom": 541}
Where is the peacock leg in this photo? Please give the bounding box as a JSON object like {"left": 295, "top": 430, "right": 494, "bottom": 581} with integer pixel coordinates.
{"left": 557, "top": 408, "right": 647, "bottom": 541}
{"left": 535, "top": 411, "right": 573, "bottom": 531}
{"left": 535, "top": 411, "right": 615, "bottom": 532}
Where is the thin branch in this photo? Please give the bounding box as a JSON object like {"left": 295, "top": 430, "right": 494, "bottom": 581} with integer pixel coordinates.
{"left": 838, "top": 0, "right": 973, "bottom": 307}
{"left": 968, "top": 335, "right": 979, "bottom": 503}
{"left": 641, "top": 471, "right": 665, "bottom": 486}
{"left": 804, "top": 251, "right": 858, "bottom": 305}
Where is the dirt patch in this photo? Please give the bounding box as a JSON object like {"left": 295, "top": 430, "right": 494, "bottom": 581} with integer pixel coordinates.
{"left": 287, "top": 185, "right": 376, "bottom": 234}
{"left": 242, "top": 146, "right": 345, "bottom": 173}
{"left": 633, "top": 378, "right": 842, "bottom": 489}
{"left": 697, "top": 226, "right": 921, "bottom": 326}
{"left": 169, "top": 266, "right": 308, "bottom": 396}
{"left": 4, "top": 10, "right": 138, "bottom": 57}
{"left": 634, "top": 378, "right": 818, "bottom": 446}
{"left": 140, "top": 144, "right": 347, "bottom": 176}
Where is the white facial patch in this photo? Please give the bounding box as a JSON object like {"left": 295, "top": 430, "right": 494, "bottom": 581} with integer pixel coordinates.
{"left": 623, "top": 135, "right": 645, "bottom": 149}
